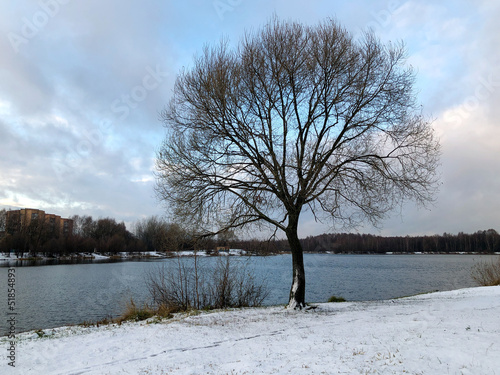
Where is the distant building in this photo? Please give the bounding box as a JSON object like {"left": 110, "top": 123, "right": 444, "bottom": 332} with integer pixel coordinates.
{"left": 5, "top": 208, "right": 73, "bottom": 237}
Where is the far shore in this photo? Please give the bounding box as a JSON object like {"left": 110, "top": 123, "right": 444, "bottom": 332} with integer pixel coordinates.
{"left": 1, "top": 250, "right": 499, "bottom": 267}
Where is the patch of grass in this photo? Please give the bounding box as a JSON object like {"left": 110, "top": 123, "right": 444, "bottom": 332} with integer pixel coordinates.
{"left": 115, "top": 299, "right": 155, "bottom": 324}
{"left": 328, "top": 295, "right": 346, "bottom": 303}
{"left": 79, "top": 316, "right": 113, "bottom": 328}
{"left": 155, "top": 303, "right": 176, "bottom": 319}
{"left": 78, "top": 299, "right": 175, "bottom": 329}
{"left": 34, "top": 329, "right": 46, "bottom": 338}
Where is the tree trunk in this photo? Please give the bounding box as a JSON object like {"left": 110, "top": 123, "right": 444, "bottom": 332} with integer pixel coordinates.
{"left": 286, "top": 217, "right": 306, "bottom": 309}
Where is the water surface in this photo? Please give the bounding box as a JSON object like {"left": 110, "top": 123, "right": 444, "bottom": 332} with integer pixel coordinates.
{"left": 0, "top": 254, "right": 495, "bottom": 335}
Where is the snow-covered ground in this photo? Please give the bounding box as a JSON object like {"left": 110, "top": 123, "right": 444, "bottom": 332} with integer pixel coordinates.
{"left": 2, "top": 286, "right": 499, "bottom": 374}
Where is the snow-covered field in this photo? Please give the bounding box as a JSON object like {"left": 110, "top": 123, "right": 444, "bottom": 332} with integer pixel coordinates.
{"left": 2, "top": 286, "right": 499, "bottom": 374}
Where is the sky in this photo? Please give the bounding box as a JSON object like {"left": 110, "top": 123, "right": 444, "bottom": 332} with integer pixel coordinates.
{"left": 0, "top": 0, "right": 499, "bottom": 238}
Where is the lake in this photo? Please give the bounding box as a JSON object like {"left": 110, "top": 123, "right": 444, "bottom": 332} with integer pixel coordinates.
{"left": 0, "top": 253, "right": 496, "bottom": 336}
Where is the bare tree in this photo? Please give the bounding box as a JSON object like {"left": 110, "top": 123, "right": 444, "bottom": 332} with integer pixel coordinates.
{"left": 135, "top": 216, "right": 188, "bottom": 253}
{"left": 155, "top": 17, "right": 440, "bottom": 309}
{"left": 0, "top": 209, "right": 7, "bottom": 256}
{"left": 70, "top": 215, "right": 95, "bottom": 238}
{"left": 134, "top": 216, "right": 165, "bottom": 251}
{"left": 0, "top": 209, "right": 6, "bottom": 233}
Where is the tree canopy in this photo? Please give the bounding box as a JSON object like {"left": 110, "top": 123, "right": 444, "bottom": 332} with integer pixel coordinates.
{"left": 156, "top": 17, "right": 440, "bottom": 308}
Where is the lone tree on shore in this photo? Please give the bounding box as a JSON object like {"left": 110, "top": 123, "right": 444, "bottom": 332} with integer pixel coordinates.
{"left": 155, "top": 17, "right": 440, "bottom": 309}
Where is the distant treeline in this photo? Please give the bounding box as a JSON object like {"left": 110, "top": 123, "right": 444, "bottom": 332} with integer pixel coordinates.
{"left": 2, "top": 209, "right": 498, "bottom": 256}
{"left": 0, "top": 213, "right": 229, "bottom": 257}
{"left": 234, "top": 229, "right": 500, "bottom": 254}
{"left": 0, "top": 213, "right": 146, "bottom": 258}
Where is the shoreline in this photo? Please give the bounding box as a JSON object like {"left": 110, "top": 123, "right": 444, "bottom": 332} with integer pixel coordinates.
{"left": 0, "top": 249, "right": 252, "bottom": 263}
{"left": 1, "top": 250, "right": 498, "bottom": 264}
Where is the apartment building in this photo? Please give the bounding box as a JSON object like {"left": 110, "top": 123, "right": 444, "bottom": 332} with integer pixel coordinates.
{"left": 5, "top": 208, "right": 73, "bottom": 236}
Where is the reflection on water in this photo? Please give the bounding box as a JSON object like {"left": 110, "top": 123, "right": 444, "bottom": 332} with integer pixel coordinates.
{"left": 0, "top": 254, "right": 496, "bottom": 335}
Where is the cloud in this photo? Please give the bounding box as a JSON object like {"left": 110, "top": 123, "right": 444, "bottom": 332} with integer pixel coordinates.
{"left": 0, "top": 0, "right": 499, "bottom": 237}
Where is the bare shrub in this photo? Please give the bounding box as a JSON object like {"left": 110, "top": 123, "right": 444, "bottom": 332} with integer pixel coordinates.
{"left": 209, "top": 256, "right": 269, "bottom": 309}
{"left": 147, "top": 255, "right": 268, "bottom": 311}
{"left": 146, "top": 258, "right": 195, "bottom": 312}
{"left": 471, "top": 257, "right": 500, "bottom": 286}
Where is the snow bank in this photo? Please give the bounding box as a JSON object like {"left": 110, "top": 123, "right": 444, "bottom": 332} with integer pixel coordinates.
{"left": 174, "top": 250, "right": 210, "bottom": 257}
{"left": 174, "top": 249, "right": 247, "bottom": 257}
{"left": 229, "top": 249, "right": 247, "bottom": 256}
{"left": 1, "top": 286, "right": 499, "bottom": 374}
{"left": 91, "top": 253, "right": 110, "bottom": 260}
